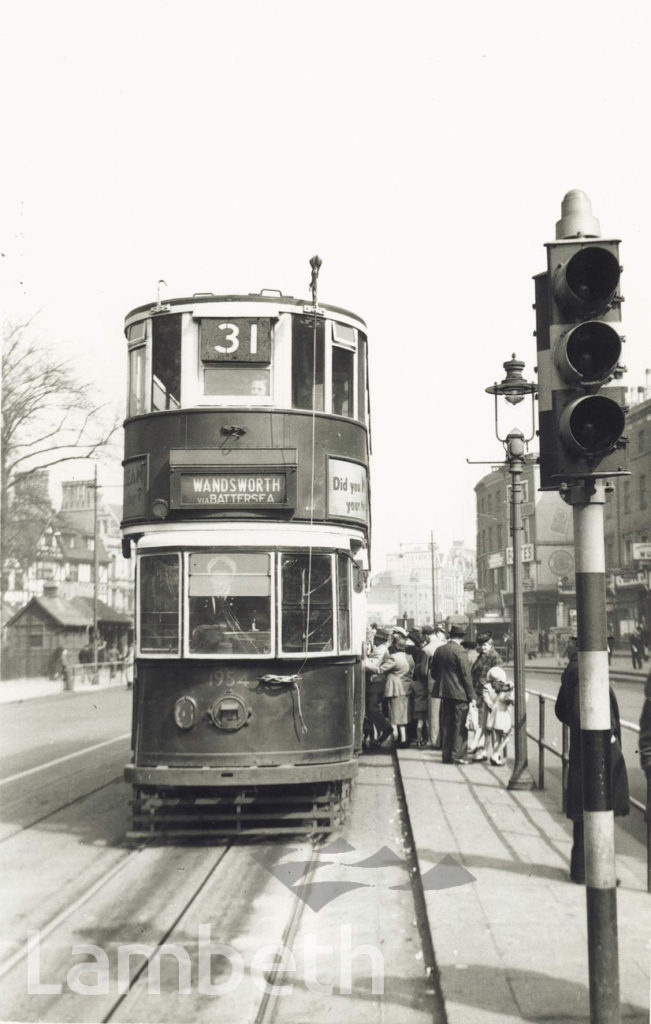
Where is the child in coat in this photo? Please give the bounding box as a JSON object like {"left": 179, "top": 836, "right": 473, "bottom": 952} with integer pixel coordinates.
{"left": 486, "top": 666, "right": 514, "bottom": 766}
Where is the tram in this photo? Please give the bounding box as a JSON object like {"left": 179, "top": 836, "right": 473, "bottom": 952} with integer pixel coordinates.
{"left": 121, "top": 267, "right": 370, "bottom": 837}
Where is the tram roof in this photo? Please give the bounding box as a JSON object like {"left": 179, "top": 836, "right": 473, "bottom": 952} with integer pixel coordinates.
{"left": 133, "top": 524, "right": 365, "bottom": 551}
{"left": 124, "top": 293, "right": 366, "bottom": 328}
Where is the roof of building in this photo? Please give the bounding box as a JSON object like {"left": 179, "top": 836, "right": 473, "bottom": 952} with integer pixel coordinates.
{"left": 5, "top": 595, "right": 132, "bottom": 630}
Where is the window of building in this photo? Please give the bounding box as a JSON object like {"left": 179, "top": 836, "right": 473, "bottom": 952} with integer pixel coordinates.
{"left": 640, "top": 474, "right": 647, "bottom": 510}
{"left": 623, "top": 479, "right": 631, "bottom": 515}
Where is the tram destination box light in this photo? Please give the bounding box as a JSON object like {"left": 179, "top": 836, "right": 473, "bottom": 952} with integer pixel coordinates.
{"left": 534, "top": 190, "right": 628, "bottom": 489}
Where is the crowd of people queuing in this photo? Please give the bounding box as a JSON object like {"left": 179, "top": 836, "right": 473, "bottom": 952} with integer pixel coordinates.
{"left": 364, "top": 621, "right": 513, "bottom": 765}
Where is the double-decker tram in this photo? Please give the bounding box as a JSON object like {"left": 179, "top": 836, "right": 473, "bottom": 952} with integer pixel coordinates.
{"left": 121, "top": 266, "right": 370, "bottom": 838}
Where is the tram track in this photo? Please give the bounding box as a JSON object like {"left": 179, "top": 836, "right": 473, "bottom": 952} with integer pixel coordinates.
{"left": 0, "top": 774, "right": 125, "bottom": 843}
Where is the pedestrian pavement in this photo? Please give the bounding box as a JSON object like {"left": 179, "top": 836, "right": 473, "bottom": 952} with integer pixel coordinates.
{"left": 504, "top": 651, "right": 649, "bottom": 683}
{"left": 397, "top": 747, "right": 650, "bottom": 1024}
{"left": 0, "top": 671, "right": 128, "bottom": 703}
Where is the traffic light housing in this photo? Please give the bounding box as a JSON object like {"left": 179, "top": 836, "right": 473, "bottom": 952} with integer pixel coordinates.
{"left": 535, "top": 225, "right": 628, "bottom": 489}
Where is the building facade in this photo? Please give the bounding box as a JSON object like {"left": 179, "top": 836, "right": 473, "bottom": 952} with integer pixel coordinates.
{"left": 475, "top": 456, "right": 576, "bottom": 636}
{"left": 368, "top": 540, "right": 475, "bottom": 627}
{"left": 474, "top": 384, "right": 651, "bottom": 644}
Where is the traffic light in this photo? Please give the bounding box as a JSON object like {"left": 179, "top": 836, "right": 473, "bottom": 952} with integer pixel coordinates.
{"left": 534, "top": 191, "right": 628, "bottom": 489}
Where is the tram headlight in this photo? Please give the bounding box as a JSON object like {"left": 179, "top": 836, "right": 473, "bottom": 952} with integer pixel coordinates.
{"left": 152, "top": 498, "right": 169, "bottom": 520}
{"left": 173, "top": 696, "right": 198, "bottom": 730}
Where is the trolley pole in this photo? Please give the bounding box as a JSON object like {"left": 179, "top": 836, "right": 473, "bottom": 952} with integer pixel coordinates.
{"left": 506, "top": 431, "right": 534, "bottom": 791}
{"left": 565, "top": 478, "right": 620, "bottom": 1024}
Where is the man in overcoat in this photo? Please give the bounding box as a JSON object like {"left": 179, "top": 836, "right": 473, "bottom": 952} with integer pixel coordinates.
{"left": 555, "top": 640, "right": 630, "bottom": 883}
{"left": 430, "top": 623, "right": 477, "bottom": 765}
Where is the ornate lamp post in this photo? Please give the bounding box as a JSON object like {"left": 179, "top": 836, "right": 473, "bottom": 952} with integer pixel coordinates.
{"left": 486, "top": 355, "right": 536, "bottom": 790}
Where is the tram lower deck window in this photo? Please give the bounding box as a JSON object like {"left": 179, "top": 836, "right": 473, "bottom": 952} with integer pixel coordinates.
{"left": 139, "top": 554, "right": 180, "bottom": 653}
{"left": 280, "top": 553, "right": 334, "bottom": 653}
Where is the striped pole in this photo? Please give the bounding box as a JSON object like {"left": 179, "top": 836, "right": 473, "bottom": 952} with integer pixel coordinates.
{"left": 569, "top": 479, "right": 620, "bottom": 1024}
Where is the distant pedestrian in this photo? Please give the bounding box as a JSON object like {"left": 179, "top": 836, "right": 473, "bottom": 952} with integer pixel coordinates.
{"left": 630, "top": 625, "right": 645, "bottom": 669}
{"left": 555, "top": 639, "right": 630, "bottom": 884}
{"left": 107, "top": 642, "right": 120, "bottom": 678}
{"left": 429, "top": 622, "right": 477, "bottom": 765}
{"left": 123, "top": 643, "right": 134, "bottom": 689}
{"left": 503, "top": 631, "right": 512, "bottom": 662}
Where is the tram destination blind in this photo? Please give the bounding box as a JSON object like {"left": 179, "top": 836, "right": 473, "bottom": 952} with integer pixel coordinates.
{"left": 176, "top": 471, "right": 289, "bottom": 508}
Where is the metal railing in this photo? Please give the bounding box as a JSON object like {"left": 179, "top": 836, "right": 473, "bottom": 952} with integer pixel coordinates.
{"left": 526, "top": 686, "right": 650, "bottom": 892}
{"left": 55, "top": 660, "right": 130, "bottom": 691}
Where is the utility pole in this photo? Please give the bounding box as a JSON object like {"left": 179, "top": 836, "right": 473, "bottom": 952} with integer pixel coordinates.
{"left": 430, "top": 531, "right": 437, "bottom": 625}
{"left": 93, "top": 463, "right": 99, "bottom": 684}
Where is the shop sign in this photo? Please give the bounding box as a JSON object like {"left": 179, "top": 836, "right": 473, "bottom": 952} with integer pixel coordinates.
{"left": 488, "top": 552, "right": 505, "bottom": 569}
{"left": 506, "top": 543, "right": 535, "bottom": 564}
{"left": 632, "top": 542, "right": 651, "bottom": 561}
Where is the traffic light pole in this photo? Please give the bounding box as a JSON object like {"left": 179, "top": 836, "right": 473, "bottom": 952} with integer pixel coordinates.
{"left": 564, "top": 478, "right": 620, "bottom": 1024}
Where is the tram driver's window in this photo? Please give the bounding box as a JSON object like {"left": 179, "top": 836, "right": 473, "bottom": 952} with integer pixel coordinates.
{"left": 292, "top": 317, "right": 324, "bottom": 411}
{"left": 281, "top": 553, "right": 334, "bottom": 653}
{"left": 139, "top": 554, "right": 180, "bottom": 654}
{"left": 151, "top": 314, "right": 181, "bottom": 411}
{"left": 188, "top": 552, "right": 271, "bottom": 655}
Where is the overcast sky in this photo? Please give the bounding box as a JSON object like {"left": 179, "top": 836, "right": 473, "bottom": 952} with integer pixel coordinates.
{"left": 2, "top": 0, "right": 650, "bottom": 569}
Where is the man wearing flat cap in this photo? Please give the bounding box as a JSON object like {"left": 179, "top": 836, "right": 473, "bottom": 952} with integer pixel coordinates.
{"left": 429, "top": 622, "right": 477, "bottom": 765}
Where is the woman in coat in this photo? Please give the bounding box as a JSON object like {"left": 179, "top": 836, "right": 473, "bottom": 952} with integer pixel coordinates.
{"left": 555, "top": 642, "right": 630, "bottom": 883}
{"left": 383, "top": 630, "right": 414, "bottom": 748}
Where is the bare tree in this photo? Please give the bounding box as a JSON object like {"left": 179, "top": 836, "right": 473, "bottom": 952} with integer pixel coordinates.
{"left": 1, "top": 319, "right": 120, "bottom": 573}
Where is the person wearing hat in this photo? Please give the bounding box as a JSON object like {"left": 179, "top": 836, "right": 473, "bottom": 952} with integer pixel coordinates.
{"left": 429, "top": 622, "right": 477, "bottom": 765}
{"left": 469, "top": 631, "right": 502, "bottom": 762}
{"left": 407, "top": 630, "right": 429, "bottom": 747}
{"left": 364, "top": 628, "right": 393, "bottom": 750}
{"left": 424, "top": 625, "right": 447, "bottom": 749}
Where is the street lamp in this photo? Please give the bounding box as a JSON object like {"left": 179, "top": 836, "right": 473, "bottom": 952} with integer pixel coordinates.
{"left": 486, "top": 355, "right": 536, "bottom": 791}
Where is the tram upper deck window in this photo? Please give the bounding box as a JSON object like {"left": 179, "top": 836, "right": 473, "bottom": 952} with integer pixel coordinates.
{"left": 139, "top": 554, "right": 180, "bottom": 654}
{"left": 292, "top": 316, "right": 325, "bottom": 411}
{"left": 280, "top": 553, "right": 334, "bottom": 654}
{"left": 152, "top": 314, "right": 181, "bottom": 411}
{"left": 200, "top": 318, "right": 273, "bottom": 403}
{"left": 128, "top": 322, "right": 147, "bottom": 416}
{"left": 188, "top": 552, "right": 272, "bottom": 656}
